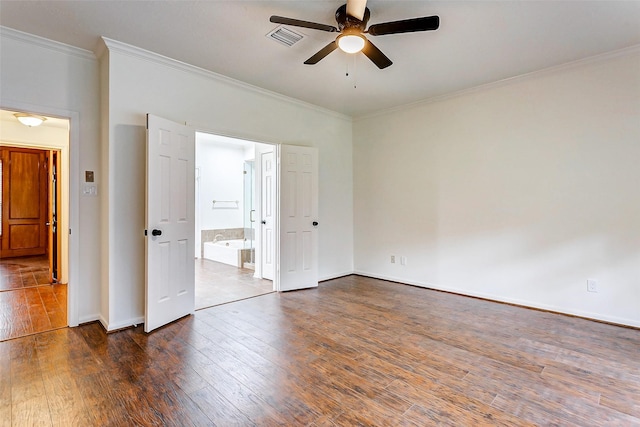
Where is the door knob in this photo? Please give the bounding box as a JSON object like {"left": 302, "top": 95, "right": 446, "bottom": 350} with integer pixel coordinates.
{"left": 262, "top": 220, "right": 267, "bottom": 225}
{"left": 312, "top": 221, "right": 319, "bottom": 226}
{"left": 151, "top": 229, "right": 162, "bottom": 236}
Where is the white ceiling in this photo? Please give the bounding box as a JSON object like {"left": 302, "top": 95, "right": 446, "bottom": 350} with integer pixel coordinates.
{"left": 0, "top": 109, "right": 69, "bottom": 130}
{"left": 1, "top": 1, "right": 639, "bottom": 117}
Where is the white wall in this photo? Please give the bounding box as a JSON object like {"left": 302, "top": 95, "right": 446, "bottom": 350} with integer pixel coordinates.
{"left": 7, "top": 26, "right": 632, "bottom": 332}
{"left": 354, "top": 48, "right": 640, "bottom": 327}
{"left": 0, "top": 27, "right": 102, "bottom": 324}
{"left": 101, "top": 38, "right": 354, "bottom": 329}
{"left": 196, "top": 138, "right": 246, "bottom": 230}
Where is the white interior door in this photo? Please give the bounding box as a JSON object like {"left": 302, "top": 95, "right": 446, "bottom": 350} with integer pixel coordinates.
{"left": 278, "top": 144, "right": 319, "bottom": 291}
{"left": 145, "top": 114, "right": 195, "bottom": 333}
{"left": 260, "top": 149, "right": 275, "bottom": 280}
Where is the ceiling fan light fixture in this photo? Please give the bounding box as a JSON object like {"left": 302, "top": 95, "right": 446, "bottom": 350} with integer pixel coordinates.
{"left": 14, "top": 113, "right": 46, "bottom": 127}
{"left": 337, "top": 33, "right": 365, "bottom": 53}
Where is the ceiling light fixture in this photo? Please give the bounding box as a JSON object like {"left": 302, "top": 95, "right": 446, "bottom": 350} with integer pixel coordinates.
{"left": 337, "top": 33, "right": 365, "bottom": 54}
{"left": 14, "top": 113, "right": 46, "bottom": 127}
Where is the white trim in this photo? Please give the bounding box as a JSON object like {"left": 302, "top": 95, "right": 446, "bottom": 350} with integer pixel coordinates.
{"left": 100, "top": 315, "right": 144, "bottom": 332}
{"left": 319, "top": 271, "right": 354, "bottom": 282}
{"left": 353, "top": 270, "right": 640, "bottom": 329}
{"left": 355, "top": 43, "right": 640, "bottom": 121}
{"left": 0, "top": 26, "right": 96, "bottom": 61}
{"left": 187, "top": 122, "right": 281, "bottom": 148}
{"left": 274, "top": 144, "right": 281, "bottom": 292}
{"left": 98, "top": 314, "right": 108, "bottom": 331}
{"left": 78, "top": 314, "right": 101, "bottom": 325}
{"left": 1, "top": 100, "right": 81, "bottom": 327}
{"left": 100, "top": 37, "right": 352, "bottom": 123}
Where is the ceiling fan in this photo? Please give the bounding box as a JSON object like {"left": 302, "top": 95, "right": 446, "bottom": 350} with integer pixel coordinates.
{"left": 270, "top": 0, "right": 439, "bottom": 69}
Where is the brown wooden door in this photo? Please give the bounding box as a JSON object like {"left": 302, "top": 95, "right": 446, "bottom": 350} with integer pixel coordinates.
{"left": 0, "top": 147, "right": 48, "bottom": 258}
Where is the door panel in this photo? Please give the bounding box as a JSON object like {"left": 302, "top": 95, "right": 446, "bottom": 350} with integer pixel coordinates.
{"left": 261, "top": 149, "right": 275, "bottom": 280}
{"left": 145, "top": 114, "right": 195, "bottom": 333}
{"left": 0, "top": 147, "right": 48, "bottom": 258}
{"left": 278, "top": 145, "right": 318, "bottom": 291}
{"left": 9, "top": 224, "right": 39, "bottom": 248}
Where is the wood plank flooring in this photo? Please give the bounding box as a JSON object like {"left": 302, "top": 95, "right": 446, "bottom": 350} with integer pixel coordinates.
{"left": 0, "top": 256, "right": 269, "bottom": 341}
{"left": 195, "top": 259, "right": 273, "bottom": 310}
{"left": 0, "top": 256, "right": 52, "bottom": 291}
{"left": 0, "top": 256, "right": 67, "bottom": 342}
{"left": 2, "top": 275, "right": 639, "bottom": 426}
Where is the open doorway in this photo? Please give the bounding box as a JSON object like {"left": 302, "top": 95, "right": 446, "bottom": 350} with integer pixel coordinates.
{"left": 0, "top": 109, "right": 70, "bottom": 341}
{"left": 194, "top": 132, "right": 274, "bottom": 309}
{"left": 145, "top": 116, "right": 320, "bottom": 330}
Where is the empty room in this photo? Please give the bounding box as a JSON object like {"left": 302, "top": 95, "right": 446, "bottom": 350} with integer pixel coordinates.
{"left": 0, "top": 0, "right": 639, "bottom": 425}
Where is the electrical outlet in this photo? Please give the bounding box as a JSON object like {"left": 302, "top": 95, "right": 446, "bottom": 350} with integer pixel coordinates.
{"left": 390, "top": 255, "right": 395, "bottom": 264}
{"left": 401, "top": 256, "right": 407, "bottom": 266}
{"left": 587, "top": 279, "right": 598, "bottom": 293}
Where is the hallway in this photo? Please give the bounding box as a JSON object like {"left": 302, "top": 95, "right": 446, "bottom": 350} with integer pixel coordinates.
{"left": 0, "top": 256, "right": 67, "bottom": 341}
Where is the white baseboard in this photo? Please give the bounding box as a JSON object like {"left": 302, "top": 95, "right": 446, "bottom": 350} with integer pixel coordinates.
{"left": 319, "top": 271, "right": 355, "bottom": 282}
{"left": 353, "top": 270, "right": 640, "bottom": 329}
{"left": 77, "top": 314, "right": 101, "bottom": 326}
{"left": 102, "top": 316, "right": 145, "bottom": 332}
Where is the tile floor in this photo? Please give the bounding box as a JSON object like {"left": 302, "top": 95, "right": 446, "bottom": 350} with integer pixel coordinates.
{"left": 195, "top": 258, "right": 274, "bottom": 310}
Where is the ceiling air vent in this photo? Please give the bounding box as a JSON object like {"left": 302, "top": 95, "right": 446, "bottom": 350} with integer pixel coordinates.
{"left": 267, "top": 26, "right": 304, "bottom": 47}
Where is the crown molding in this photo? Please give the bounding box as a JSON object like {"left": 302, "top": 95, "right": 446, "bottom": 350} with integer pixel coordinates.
{"left": 355, "top": 43, "right": 640, "bottom": 122}
{"left": 93, "top": 37, "right": 108, "bottom": 60}
{"left": 100, "top": 37, "right": 352, "bottom": 123}
{"left": 0, "top": 26, "right": 96, "bottom": 61}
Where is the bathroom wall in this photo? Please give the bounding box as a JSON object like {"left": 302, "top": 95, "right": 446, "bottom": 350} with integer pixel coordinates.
{"left": 196, "top": 135, "right": 247, "bottom": 231}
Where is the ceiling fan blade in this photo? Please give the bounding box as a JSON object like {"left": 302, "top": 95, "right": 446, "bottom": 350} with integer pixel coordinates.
{"left": 270, "top": 16, "right": 338, "bottom": 32}
{"left": 304, "top": 41, "right": 338, "bottom": 65}
{"left": 346, "top": 0, "right": 367, "bottom": 21}
{"left": 367, "top": 15, "right": 439, "bottom": 36}
{"left": 361, "top": 38, "right": 392, "bottom": 69}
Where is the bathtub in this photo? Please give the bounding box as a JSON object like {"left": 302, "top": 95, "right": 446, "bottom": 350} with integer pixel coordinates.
{"left": 203, "top": 240, "right": 246, "bottom": 267}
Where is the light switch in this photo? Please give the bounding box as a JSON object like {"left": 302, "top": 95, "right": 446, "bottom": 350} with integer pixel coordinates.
{"left": 82, "top": 184, "right": 98, "bottom": 196}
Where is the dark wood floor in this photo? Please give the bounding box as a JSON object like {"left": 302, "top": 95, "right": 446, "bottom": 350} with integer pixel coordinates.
{"left": 2, "top": 275, "right": 639, "bottom": 426}
{"left": 0, "top": 256, "right": 67, "bottom": 342}
{"left": 0, "top": 256, "right": 268, "bottom": 342}
{"left": 195, "top": 259, "right": 273, "bottom": 310}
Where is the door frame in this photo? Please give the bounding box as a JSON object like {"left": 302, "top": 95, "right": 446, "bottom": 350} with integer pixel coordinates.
{"left": 1, "top": 102, "right": 80, "bottom": 327}
{"left": 189, "top": 128, "right": 319, "bottom": 294}
{"left": 192, "top": 127, "right": 279, "bottom": 291}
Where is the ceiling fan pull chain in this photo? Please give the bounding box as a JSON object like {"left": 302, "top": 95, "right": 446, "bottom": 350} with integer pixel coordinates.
{"left": 353, "top": 55, "right": 358, "bottom": 89}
